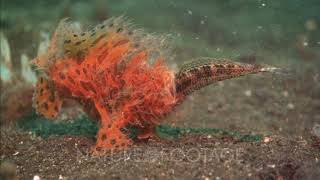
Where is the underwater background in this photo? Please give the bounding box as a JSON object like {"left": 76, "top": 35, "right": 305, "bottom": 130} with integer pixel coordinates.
{"left": 1, "top": 0, "right": 319, "bottom": 179}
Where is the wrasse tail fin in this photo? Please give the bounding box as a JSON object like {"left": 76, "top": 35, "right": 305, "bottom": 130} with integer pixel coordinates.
{"left": 174, "top": 57, "right": 276, "bottom": 98}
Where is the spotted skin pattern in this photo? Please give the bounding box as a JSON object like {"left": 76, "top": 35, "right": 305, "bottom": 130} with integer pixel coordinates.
{"left": 175, "top": 58, "right": 263, "bottom": 99}
{"left": 32, "top": 76, "right": 63, "bottom": 119}
{"left": 32, "top": 17, "right": 272, "bottom": 155}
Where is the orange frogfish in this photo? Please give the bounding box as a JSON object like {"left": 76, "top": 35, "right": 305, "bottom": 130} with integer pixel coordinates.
{"left": 32, "top": 17, "right": 275, "bottom": 154}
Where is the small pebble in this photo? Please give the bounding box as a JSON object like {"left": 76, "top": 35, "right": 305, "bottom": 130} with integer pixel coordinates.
{"left": 244, "top": 90, "right": 252, "bottom": 97}
{"left": 33, "top": 175, "right": 41, "bottom": 180}
{"left": 263, "top": 137, "right": 271, "bottom": 143}
{"left": 312, "top": 124, "right": 320, "bottom": 138}
{"left": 207, "top": 103, "right": 214, "bottom": 113}
{"left": 287, "top": 103, "right": 295, "bottom": 110}
{"left": 267, "top": 164, "right": 276, "bottom": 168}
{"left": 282, "top": 91, "right": 288, "bottom": 97}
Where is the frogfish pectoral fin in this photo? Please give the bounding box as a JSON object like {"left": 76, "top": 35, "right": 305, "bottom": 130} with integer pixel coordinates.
{"left": 32, "top": 76, "right": 63, "bottom": 119}
{"left": 93, "top": 125, "right": 133, "bottom": 155}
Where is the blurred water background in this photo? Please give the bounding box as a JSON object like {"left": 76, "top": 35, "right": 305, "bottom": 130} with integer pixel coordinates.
{"left": 1, "top": 0, "right": 320, "bottom": 137}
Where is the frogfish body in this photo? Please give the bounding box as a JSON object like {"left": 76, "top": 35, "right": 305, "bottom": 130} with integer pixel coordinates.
{"left": 32, "top": 17, "right": 274, "bottom": 154}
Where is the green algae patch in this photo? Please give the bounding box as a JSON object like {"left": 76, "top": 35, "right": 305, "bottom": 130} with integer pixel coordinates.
{"left": 17, "top": 112, "right": 262, "bottom": 142}
{"left": 156, "top": 125, "right": 263, "bottom": 142}
{"left": 17, "top": 112, "right": 98, "bottom": 138}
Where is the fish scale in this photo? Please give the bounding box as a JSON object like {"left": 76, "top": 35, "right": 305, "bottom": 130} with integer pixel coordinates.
{"left": 174, "top": 57, "right": 263, "bottom": 98}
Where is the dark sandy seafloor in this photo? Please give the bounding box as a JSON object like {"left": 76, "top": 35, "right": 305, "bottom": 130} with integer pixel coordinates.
{"left": 1, "top": 0, "right": 320, "bottom": 179}
{"left": 0, "top": 127, "right": 319, "bottom": 180}
{"left": 0, "top": 70, "right": 320, "bottom": 180}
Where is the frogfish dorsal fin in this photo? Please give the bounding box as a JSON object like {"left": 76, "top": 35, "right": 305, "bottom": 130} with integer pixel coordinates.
{"left": 62, "top": 16, "right": 144, "bottom": 60}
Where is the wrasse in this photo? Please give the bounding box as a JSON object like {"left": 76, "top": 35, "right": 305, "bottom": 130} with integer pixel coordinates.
{"left": 31, "top": 16, "right": 277, "bottom": 154}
